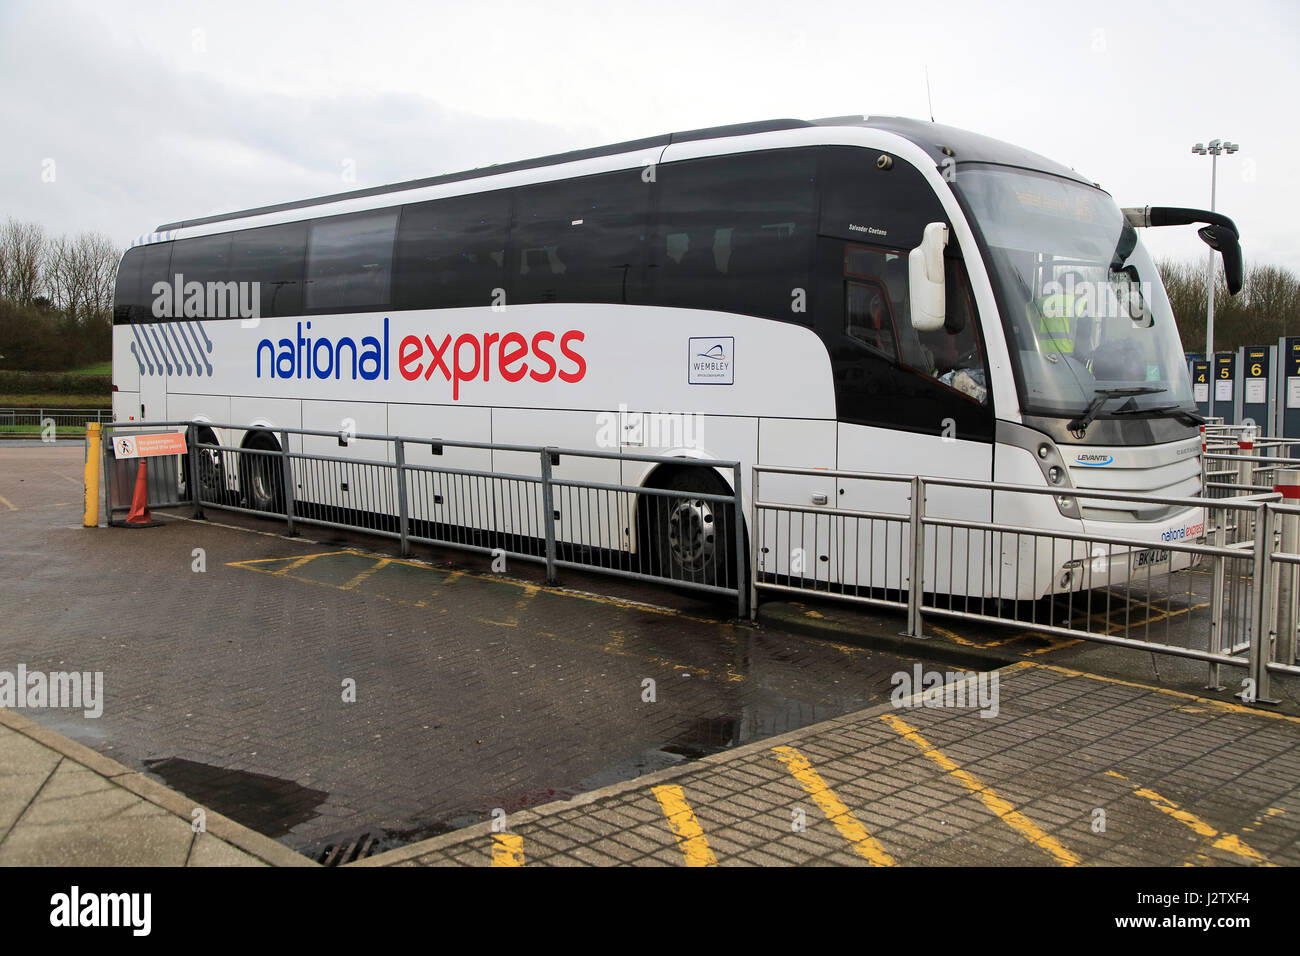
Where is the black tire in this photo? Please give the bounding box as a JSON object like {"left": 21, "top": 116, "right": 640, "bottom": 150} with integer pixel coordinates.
{"left": 239, "top": 434, "right": 286, "bottom": 514}
{"left": 178, "top": 427, "right": 226, "bottom": 504}
{"left": 646, "top": 469, "right": 743, "bottom": 591}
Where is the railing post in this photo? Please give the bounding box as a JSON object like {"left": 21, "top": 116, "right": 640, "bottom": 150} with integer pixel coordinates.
{"left": 749, "top": 465, "right": 760, "bottom": 623}
{"left": 1207, "top": 504, "right": 1227, "bottom": 690}
{"left": 540, "top": 447, "right": 558, "bottom": 585}
{"left": 1273, "top": 470, "right": 1300, "bottom": 669}
{"left": 186, "top": 423, "right": 204, "bottom": 520}
{"left": 732, "top": 462, "right": 747, "bottom": 620}
{"left": 1246, "top": 502, "right": 1277, "bottom": 705}
{"left": 279, "top": 428, "right": 296, "bottom": 537}
{"left": 395, "top": 438, "right": 410, "bottom": 558}
{"left": 905, "top": 475, "right": 926, "bottom": 639}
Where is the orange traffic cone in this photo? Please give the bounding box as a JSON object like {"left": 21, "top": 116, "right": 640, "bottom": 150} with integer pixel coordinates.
{"left": 123, "top": 459, "right": 157, "bottom": 527}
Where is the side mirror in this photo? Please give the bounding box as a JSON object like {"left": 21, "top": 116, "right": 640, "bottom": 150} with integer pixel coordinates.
{"left": 909, "top": 222, "right": 948, "bottom": 331}
{"left": 1198, "top": 223, "right": 1244, "bottom": 295}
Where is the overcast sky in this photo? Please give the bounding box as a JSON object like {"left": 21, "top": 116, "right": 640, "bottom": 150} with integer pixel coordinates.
{"left": 2, "top": 0, "right": 1296, "bottom": 275}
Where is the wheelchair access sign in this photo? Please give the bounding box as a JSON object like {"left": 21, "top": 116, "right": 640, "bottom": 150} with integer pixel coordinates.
{"left": 113, "top": 432, "right": 188, "bottom": 459}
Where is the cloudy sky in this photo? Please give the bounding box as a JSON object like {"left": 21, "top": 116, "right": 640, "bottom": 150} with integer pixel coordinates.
{"left": 2, "top": 0, "right": 1296, "bottom": 274}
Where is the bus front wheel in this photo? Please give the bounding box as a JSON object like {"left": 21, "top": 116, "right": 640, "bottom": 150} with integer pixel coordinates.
{"left": 648, "top": 470, "right": 742, "bottom": 592}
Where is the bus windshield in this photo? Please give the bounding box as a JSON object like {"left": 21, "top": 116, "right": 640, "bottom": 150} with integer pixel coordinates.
{"left": 956, "top": 165, "right": 1194, "bottom": 419}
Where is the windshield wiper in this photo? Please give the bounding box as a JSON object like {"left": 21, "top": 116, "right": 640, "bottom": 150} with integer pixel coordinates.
{"left": 1067, "top": 386, "right": 1167, "bottom": 436}
{"left": 1111, "top": 402, "right": 1205, "bottom": 427}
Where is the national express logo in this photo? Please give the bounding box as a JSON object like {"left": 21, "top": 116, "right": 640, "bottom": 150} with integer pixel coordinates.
{"left": 1161, "top": 520, "right": 1205, "bottom": 543}
{"left": 254, "top": 319, "right": 587, "bottom": 400}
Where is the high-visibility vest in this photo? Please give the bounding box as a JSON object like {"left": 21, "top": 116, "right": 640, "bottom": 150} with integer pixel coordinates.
{"left": 1030, "top": 294, "right": 1081, "bottom": 354}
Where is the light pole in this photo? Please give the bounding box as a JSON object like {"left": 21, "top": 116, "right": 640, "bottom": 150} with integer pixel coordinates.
{"left": 1192, "top": 138, "right": 1239, "bottom": 417}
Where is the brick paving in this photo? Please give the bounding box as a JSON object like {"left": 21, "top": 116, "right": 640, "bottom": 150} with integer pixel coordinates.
{"left": 358, "top": 663, "right": 1300, "bottom": 866}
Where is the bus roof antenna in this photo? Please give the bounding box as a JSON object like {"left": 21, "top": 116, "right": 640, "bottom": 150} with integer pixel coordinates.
{"left": 925, "top": 66, "right": 935, "bottom": 123}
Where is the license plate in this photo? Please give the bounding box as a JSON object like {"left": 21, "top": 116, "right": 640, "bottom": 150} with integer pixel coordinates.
{"left": 1132, "top": 548, "right": 1170, "bottom": 571}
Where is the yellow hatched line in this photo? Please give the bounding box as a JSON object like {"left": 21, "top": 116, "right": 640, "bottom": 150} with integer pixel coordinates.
{"left": 0, "top": 495, "right": 16, "bottom": 511}
{"left": 880, "top": 712, "right": 1082, "bottom": 866}
{"left": 340, "top": 558, "right": 391, "bottom": 590}
{"left": 1105, "top": 771, "right": 1274, "bottom": 866}
{"left": 652, "top": 784, "right": 717, "bottom": 867}
{"left": 226, "top": 550, "right": 353, "bottom": 573}
{"left": 772, "top": 746, "right": 895, "bottom": 866}
{"left": 490, "top": 833, "right": 525, "bottom": 867}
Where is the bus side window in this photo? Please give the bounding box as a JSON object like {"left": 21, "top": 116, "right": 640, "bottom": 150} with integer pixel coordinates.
{"left": 231, "top": 221, "right": 308, "bottom": 318}
{"left": 916, "top": 258, "right": 987, "bottom": 403}
{"left": 304, "top": 208, "right": 399, "bottom": 312}
{"left": 393, "top": 191, "right": 508, "bottom": 311}
{"left": 653, "top": 150, "right": 816, "bottom": 322}
{"left": 844, "top": 280, "right": 898, "bottom": 360}
{"left": 510, "top": 171, "right": 649, "bottom": 306}
{"left": 113, "top": 246, "right": 144, "bottom": 325}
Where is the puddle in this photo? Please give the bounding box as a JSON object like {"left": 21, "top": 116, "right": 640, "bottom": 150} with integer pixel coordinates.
{"left": 142, "top": 757, "right": 328, "bottom": 837}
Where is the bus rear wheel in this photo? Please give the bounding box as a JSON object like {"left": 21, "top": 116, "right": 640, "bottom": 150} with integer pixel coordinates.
{"left": 239, "top": 434, "right": 286, "bottom": 514}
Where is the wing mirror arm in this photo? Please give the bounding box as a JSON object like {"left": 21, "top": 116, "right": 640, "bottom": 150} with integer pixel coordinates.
{"left": 1122, "top": 206, "right": 1244, "bottom": 295}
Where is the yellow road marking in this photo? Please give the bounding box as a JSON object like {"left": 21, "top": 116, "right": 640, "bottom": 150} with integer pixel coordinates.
{"left": 880, "top": 712, "right": 1082, "bottom": 866}
{"left": 771, "top": 746, "right": 895, "bottom": 866}
{"left": 1021, "top": 634, "right": 1084, "bottom": 656}
{"left": 340, "top": 558, "right": 391, "bottom": 590}
{"left": 1105, "top": 770, "right": 1273, "bottom": 866}
{"left": 652, "top": 785, "right": 717, "bottom": 867}
{"left": 481, "top": 585, "right": 539, "bottom": 628}
{"left": 1027, "top": 661, "right": 1300, "bottom": 725}
{"left": 230, "top": 548, "right": 746, "bottom": 682}
{"left": 490, "top": 833, "right": 525, "bottom": 867}
{"left": 0, "top": 495, "right": 16, "bottom": 511}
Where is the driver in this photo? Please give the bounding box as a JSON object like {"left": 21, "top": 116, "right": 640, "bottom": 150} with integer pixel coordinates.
{"left": 1029, "top": 274, "right": 1090, "bottom": 356}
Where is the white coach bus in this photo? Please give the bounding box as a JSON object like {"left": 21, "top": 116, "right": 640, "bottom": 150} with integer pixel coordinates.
{"left": 111, "top": 115, "right": 1243, "bottom": 600}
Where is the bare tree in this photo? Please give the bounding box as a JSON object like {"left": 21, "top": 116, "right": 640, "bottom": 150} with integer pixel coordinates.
{"left": 0, "top": 219, "right": 47, "bottom": 304}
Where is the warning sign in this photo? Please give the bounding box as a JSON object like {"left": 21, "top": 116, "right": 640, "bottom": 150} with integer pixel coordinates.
{"left": 113, "top": 432, "right": 188, "bottom": 460}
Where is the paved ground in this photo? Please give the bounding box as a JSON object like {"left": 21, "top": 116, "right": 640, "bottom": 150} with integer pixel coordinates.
{"left": 2, "top": 442, "right": 1298, "bottom": 867}
{"left": 2, "top": 444, "right": 972, "bottom": 861}
{"left": 359, "top": 661, "right": 1300, "bottom": 867}
{"left": 0, "top": 705, "right": 310, "bottom": 867}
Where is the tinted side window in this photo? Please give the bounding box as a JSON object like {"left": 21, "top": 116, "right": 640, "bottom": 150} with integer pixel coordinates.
{"left": 231, "top": 221, "right": 308, "bottom": 318}
{"left": 113, "top": 248, "right": 143, "bottom": 325}
{"left": 305, "top": 209, "right": 399, "bottom": 312}
{"left": 394, "top": 191, "right": 508, "bottom": 310}
{"left": 844, "top": 280, "right": 897, "bottom": 360}
{"left": 652, "top": 149, "right": 817, "bottom": 322}
{"left": 819, "top": 147, "right": 948, "bottom": 249}
{"left": 170, "top": 233, "right": 233, "bottom": 290}
{"left": 116, "top": 241, "right": 174, "bottom": 323}
{"left": 510, "top": 171, "right": 649, "bottom": 305}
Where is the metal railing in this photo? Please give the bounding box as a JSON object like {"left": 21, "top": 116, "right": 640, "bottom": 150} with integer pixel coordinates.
{"left": 92, "top": 418, "right": 1300, "bottom": 705}
{"left": 99, "top": 420, "right": 748, "bottom": 617}
{"left": 751, "top": 462, "right": 1288, "bottom": 704}
{"left": 0, "top": 407, "right": 110, "bottom": 438}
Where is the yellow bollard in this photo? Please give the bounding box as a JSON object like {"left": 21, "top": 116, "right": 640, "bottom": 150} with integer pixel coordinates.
{"left": 83, "top": 422, "right": 101, "bottom": 527}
